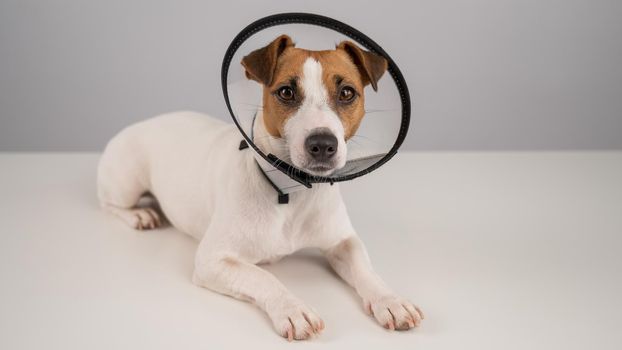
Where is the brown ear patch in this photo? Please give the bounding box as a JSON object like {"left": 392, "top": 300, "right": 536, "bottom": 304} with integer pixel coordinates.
{"left": 315, "top": 50, "right": 368, "bottom": 139}
{"left": 241, "top": 35, "right": 294, "bottom": 86}
{"left": 336, "top": 41, "right": 388, "bottom": 91}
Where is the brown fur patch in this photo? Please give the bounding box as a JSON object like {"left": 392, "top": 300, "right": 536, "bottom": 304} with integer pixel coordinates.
{"left": 315, "top": 49, "right": 367, "bottom": 139}
{"left": 241, "top": 35, "right": 294, "bottom": 86}
{"left": 247, "top": 38, "right": 387, "bottom": 140}
{"left": 261, "top": 47, "right": 309, "bottom": 137}
{"left": 336, "top": 41, "right": 388, "bottom": 91}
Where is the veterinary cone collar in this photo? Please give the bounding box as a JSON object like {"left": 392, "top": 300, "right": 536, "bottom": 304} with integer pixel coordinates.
{"left": 222, "top": 13, "right": 411, "bottom": 197}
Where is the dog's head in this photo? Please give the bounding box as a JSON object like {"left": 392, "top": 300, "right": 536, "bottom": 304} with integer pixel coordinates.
{"left": 242, "top": 35, "right": 387, "bottom": 176}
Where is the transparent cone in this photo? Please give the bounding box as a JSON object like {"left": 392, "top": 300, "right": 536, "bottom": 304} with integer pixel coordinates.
{"left": 222, "top": 14, "right": 410, "bottom": 191}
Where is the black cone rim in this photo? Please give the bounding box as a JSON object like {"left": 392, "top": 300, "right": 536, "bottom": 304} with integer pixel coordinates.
{"left": 222, "top": 12, "right": 411, "bottom": 186}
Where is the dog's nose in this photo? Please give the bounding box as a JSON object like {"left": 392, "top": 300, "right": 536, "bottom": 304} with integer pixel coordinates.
{"left": 305, "top": 131, "right": 338, "bottom": 161}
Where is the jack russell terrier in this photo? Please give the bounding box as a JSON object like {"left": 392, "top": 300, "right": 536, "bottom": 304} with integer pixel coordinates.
{"left": 97, "top": 34, "right": 423, "bottom": 340}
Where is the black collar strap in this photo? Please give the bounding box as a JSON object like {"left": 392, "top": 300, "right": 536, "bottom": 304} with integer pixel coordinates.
{"left": 239, "top": 139, "right": 290, "bottom": 204}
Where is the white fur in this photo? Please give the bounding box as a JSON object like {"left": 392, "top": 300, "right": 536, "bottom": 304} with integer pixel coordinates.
{"left": 284, "top": 58, "right": 347, "bottom": 175}
{"left": 97, "top": 94, "right": 422, "bottom": 340}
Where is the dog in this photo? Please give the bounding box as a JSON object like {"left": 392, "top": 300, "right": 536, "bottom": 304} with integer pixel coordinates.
{"left": 97, "top": 34, "right": 423, "bottom": 341}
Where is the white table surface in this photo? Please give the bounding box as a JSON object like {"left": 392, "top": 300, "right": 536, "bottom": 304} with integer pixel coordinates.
{"left": 0, "top": 152, "right": 621, "bottom": 350}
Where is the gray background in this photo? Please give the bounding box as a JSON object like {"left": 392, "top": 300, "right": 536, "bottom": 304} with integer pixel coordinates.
{"left": 1, "top": 0, "right": 621, "bottom": 151}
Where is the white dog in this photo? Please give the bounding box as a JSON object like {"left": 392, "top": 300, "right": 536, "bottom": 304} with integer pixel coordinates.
{"left": 97, "top": 35, "right": 423, "bottom": 341}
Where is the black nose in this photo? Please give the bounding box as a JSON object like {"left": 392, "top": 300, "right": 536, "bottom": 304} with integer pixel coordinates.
{"left": 305, "top": 132, "right": 338, "bottom": 161}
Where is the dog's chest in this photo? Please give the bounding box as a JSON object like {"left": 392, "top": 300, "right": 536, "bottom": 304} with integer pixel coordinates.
{"left": 246, "top": 188, "right": 348, "bottom": 264}
{"left": 248, "top": 208, "right": 318, "bottom": 264}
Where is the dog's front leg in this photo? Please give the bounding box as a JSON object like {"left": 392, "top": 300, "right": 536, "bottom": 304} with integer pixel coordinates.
{"left": 193, "top": 253, "right": 324, "bottom": 340}
{"left": 324, "top": 235, "right": 424, "bottom": 330}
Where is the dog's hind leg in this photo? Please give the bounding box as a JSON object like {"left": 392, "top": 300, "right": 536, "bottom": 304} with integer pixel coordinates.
{"left": 97, "top": 129, "right": 163, "bottom": 230}
{"left": 102, "top": 203, "right": 162, "bottom": 230}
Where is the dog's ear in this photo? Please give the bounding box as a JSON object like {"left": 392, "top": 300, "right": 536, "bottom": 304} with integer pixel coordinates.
{"left": 337, "top": 41, "right": 388, "bottom": 91}
{"left": 241, "top": 35, "right": 294, "bottom": 86}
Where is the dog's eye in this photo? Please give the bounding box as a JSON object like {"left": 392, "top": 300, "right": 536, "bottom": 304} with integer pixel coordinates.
{"left": 277, "top": 86, "right": 295, "bottom": 101}
{"left": 339, "top": 86, "right": 356, "bottom": 103}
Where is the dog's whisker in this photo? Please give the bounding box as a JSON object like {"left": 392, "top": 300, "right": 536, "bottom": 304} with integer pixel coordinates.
{"left": 350, "top": 133, "right": 383, "bottom": 143}
{"left": 237, "top": 103, "right": 264, "bottom": 108}
{"left": 252, "top": 134, "right": 278, "bottom": 141}
{"left": 364, "top": 108, "right": 399, "bottom": 113}
{"left": 349, "top": 134, "right": 383, "bottom": 146}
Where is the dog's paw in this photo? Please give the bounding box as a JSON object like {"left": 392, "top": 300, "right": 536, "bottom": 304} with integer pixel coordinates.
{"left": 364, "top": 295, "right": 424, "bottom": 331}
{"left": 267, "top": 297, "right": 324, "bottom": 341}
{"left": 128, "top": 208, "right": 162, "bottom": 230}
